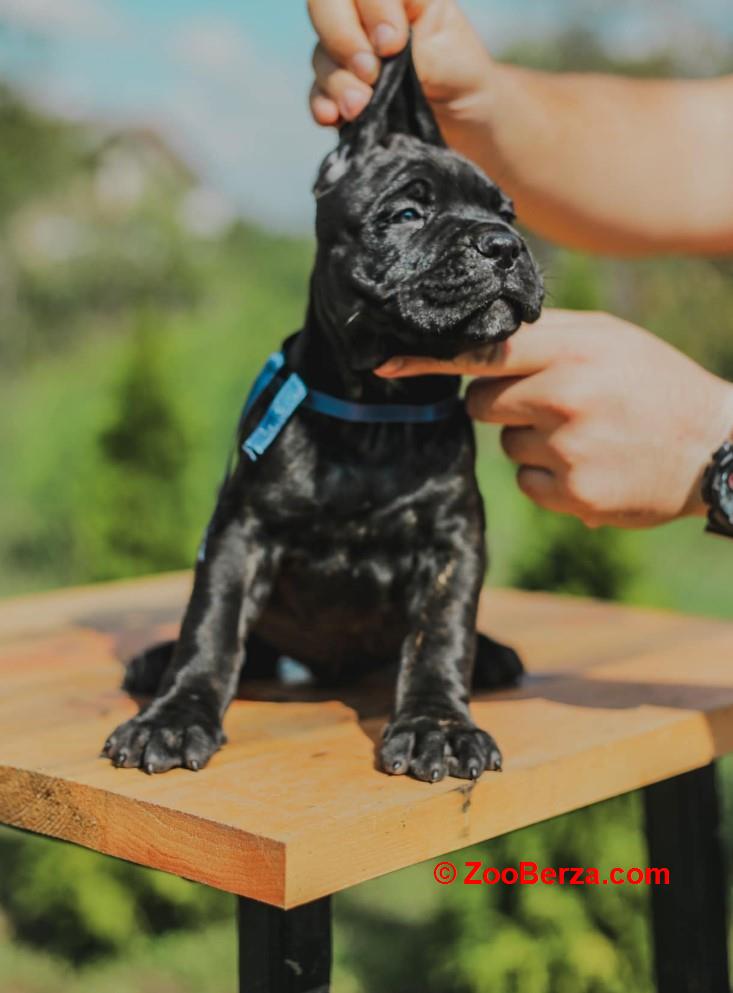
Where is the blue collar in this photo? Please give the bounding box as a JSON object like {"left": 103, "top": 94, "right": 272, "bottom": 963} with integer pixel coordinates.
{"left": 239, "top": 349, "right": 462, "bottom": 461}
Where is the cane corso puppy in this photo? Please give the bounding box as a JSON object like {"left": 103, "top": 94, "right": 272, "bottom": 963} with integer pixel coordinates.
{"left": 102, "top": 42, "right": 543, "bottom": 782}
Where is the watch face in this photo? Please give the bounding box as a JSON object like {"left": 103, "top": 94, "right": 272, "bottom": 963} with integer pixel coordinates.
{"left": 719, "top": 469, "right": 733, "bottom": 520}
{"left": 714, "top": 446, "right": 733, "bottom": 524}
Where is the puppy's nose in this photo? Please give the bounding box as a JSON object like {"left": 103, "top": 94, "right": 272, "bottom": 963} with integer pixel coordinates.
{"left": 473, "top": 227, "right": 522, "bottom": 270}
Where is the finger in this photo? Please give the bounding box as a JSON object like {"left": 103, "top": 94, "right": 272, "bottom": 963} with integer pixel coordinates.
{"left": 309, "top": 83, "right": 341, "bottom": 126}
{"left": 376, "top": 331, "right": 547, "bottom": 378}
{"left": 464, "top": 377, "right": 542, "bottom": 427}
{"left": 375, "top": 344, "right": 502, "bottom": 379}
{"left": 354, "top": 0, "right": 409, "bottom": 55}
{"left": 500, "top": 426, "right": 559, "bottom": 470}
{"left": 313, "top": 45, "right": 373, "bottom": 121}
{"left": 308, "top": 0, "right": 380, "bottom": 82}
{"left": 374, "top": 309, "right": 584, "bottom": 380}
{"left": 516, "top": 466, "right": 571, "bottom": 514}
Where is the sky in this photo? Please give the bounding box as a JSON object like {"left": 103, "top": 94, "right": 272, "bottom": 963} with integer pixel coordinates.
{"left": 0, "top": 0, "right": 732, "bottom": 233}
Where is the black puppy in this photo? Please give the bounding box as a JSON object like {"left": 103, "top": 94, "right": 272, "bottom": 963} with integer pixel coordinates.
{"left": 102, "top": 44, "right": 543, "bottom": 782}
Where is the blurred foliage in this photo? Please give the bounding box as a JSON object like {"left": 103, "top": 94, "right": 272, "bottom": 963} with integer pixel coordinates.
{"left": 502, "top": 25, "right": 733, "bottom": 76}
{"left": 0, "top": 827, "right": 232, "bottom": 964}
{"left": 1, "top": 24, "right": 733, "bottom": 993}
{"left": 89, "top": 318, "right": 191, "bottom": 579}
{"left": 336, "top": 792, "right": 652, "bottom": 993}
{"left": 511, "top": 512, "right": 634, "bottom": 600}
{"left": 0, "top": 84, "right": 80, "bottom": 221}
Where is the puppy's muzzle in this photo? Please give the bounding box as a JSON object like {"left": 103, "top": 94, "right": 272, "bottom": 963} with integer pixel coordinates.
{"left": 471, "top": 224, "right": 523, "bottom": 271}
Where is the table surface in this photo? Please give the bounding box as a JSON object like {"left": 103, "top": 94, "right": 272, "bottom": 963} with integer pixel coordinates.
{"left": 1, "top": 573, "right": 733, "bottom": 908}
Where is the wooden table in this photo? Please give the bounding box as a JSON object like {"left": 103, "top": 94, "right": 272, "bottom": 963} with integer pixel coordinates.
{"left": 1, "top": 573, "right": 732, "bottom": 992}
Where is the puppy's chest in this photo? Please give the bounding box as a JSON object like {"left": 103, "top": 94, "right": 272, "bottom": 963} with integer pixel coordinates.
{"left": 243, "top": 415, "right": 473, "bottom": 591}
{"left": 247, "top": 414, "right": 469, "bottom": 521}
{"left": 286, "top": 499, "right": 421, "bottom": 564}
{"left": 268, "top": 500, "right": 425, "bottom": 640}
{"left": 258, "top": 459, "right": 437, "bottom": 595}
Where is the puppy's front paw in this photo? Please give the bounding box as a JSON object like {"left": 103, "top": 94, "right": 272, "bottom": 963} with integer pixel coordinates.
{"left": 102, "top": 702, "right": 225, "bottom": 773}
{"left": 379, "top": 715, "right": 502, "bottom": 783}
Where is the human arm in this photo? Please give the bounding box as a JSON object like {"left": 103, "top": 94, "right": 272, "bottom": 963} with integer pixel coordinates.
{"left": 307, "top": 0, "right": 733, "bottom": 255}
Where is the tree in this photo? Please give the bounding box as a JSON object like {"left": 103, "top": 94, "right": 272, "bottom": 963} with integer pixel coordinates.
{"left": 94, "top": 317, "right": 191, "bottom": 579}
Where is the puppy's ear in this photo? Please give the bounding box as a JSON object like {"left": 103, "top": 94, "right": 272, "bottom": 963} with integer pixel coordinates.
{"left": 386, "top": 42, "right": 445, "bottom": 148}
{"left": 313, "top": 37, "right": 444, "bottom": 198}
{"left": 313, "top": 143, "right": 352, "bottom": 198}
{"left": 347, "top": 37, "right": 445, "bottom": 152}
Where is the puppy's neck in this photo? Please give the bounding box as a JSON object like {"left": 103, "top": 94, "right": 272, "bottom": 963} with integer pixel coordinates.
{"left": 288, "top": 301, "right": 459, "bottom": 405}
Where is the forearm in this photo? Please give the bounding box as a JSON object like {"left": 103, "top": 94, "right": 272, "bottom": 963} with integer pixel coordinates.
{"left": 441, "top": 65, "right": 733, "bottom": 255}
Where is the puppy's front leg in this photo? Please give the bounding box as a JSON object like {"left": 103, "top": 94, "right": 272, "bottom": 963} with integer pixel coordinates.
{"left": 380, "top": 537, "right": 502, "bottom": 783}
{"left": 103, "top": 514, "right": 280, "bottom": 773}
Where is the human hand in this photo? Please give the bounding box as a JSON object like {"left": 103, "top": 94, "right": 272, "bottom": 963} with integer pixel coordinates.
{"left": 376, "top": 309, "right": 733, "bottom": 528}
{"left": 307, "top": 0, "right": 493, "bottom": 140}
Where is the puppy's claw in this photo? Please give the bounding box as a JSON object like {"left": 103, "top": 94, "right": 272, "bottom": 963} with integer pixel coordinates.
{"left": 381, "top": 716, "right": 501, "bottom": 782}
{"left": 102, "top": 710, "right": 223, "bottom": 774}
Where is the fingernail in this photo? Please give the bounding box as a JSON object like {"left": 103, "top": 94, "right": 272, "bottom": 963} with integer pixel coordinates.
{"left": 351, "top": 51, "right": 379, "bottom": 82}
{"left": 372, "top": 22, "right": 399, "bottom": 55}
{"left": 376, "top": 357, "right": 404, "bottom": 375}
{"left": 340, "top": 87, "right": 369, "bottom": 120}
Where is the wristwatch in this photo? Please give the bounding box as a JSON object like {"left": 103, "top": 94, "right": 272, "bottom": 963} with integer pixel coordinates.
{"left": 701, "top": 441, "right": 733, "bottom": 538}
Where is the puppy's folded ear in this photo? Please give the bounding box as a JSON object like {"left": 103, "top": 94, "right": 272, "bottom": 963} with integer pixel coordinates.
{"left": 314, "top": 36, "right": 444, "bottom": 198}
{"left": 385, "top": 42, "right": 445, "bottom": 149}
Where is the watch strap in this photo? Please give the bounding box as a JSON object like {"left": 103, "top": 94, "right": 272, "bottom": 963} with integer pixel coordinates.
{"left": 702, "top": 442, "right": 733, "bottom": 538}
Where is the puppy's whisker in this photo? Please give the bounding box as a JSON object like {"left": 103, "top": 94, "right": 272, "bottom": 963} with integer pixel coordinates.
{"left": 343, "top": 308, "right": 364, "bottom": 330}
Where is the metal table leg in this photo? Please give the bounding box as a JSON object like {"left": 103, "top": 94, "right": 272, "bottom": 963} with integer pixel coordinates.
{"left": 644, "top": 762, "right": 730, "bottom": 993}
{"left": 238, "top": 895, "right": 332, "bottom": 993}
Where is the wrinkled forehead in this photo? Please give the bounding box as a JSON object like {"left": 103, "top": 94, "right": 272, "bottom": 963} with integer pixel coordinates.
{"left": 354, "top": 134, "right": 508, "bottom": 210}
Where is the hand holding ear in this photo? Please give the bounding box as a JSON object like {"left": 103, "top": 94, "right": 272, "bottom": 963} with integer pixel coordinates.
{"left": 307, "top": 0, "right": 494, "bottom": 130}
{"left": 376, "top": 309, "right": 733, "bottom": 529}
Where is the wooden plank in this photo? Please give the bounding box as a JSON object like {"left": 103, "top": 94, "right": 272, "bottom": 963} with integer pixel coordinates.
{"left": 1, "top": 574, "right": 733, "bottom": 907}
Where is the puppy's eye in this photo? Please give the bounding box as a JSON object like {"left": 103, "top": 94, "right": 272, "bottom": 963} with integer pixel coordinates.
{"left": 392, "top": 207, "right": 422, "bottom": 224}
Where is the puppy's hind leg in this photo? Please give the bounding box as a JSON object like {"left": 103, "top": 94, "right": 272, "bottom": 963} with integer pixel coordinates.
{"left": 122, "top": 641, "right": 176, "bottom": 694}
{"left": 123, "top": 632, "right": 280, "bottom": 695}
{"left": 239, "top": 631, "right": 281, "bottom": 681}
{"left": 472, "top": 633, "right": 524, "bottom": 691}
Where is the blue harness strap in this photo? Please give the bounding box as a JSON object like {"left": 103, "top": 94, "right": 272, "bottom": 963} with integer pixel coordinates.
{"left": 240, "top": 351, "right": 286, "bottom": 420}
{"left": 242, "top": 372, "right": 308, "bottom": 461}
{"left": 303, "top": 388, "right": 459, "bottom": 423}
